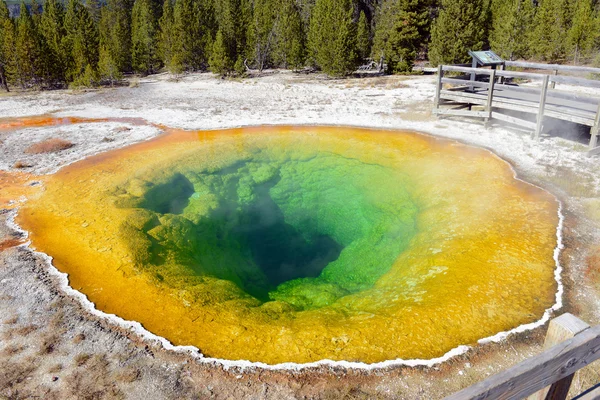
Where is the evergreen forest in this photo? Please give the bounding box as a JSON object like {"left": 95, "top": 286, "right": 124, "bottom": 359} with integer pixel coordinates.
{"left": 0, "top": 0, "right": 600, "bottom": 90}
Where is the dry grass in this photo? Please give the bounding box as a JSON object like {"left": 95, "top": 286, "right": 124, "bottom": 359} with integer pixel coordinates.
{"left": 0, "top": 360, "right": 36, "bottom": 393}
{"left": 3, "top": 316, "right": 18, "bottom": 325}
{"left": 112, "top": 126, "right": 131, "bottom": 133}
{"left": 15, "top": 324, "right": 39, "bottom": 336}
{"left": 74, "top": 353, "right": 92, "bottom": 366}
{"left": 13, "top": 160, "right": 32, "bottom": 169}
{"left": 115, "top": 367, "right": 141, "bottom": 383}
{"left": 72, "top": 333, "right": 86, "bottom": 344}
{"left": 1, "top": 344, "right": 26, "bottom": 356}
{"left": 39, "top": 333, "right": 60, "bottom": 355}
{"left": 25, "top": 138, "right": 74, "bottom": 154}
{"left": 48, "top": 364, "right": 63, "bottom": 373}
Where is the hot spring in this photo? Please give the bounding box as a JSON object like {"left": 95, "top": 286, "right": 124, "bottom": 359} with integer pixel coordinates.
{"left": 18, "top": 125, "right": 560, "bottom": 364}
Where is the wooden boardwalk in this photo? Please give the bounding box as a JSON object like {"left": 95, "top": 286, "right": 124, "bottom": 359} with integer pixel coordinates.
{"left": 432, "top": 62, "right": 600, "bottom": 154}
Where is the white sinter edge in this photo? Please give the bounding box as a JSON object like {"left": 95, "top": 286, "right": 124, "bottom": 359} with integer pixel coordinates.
{"left": 3, "top": 127, "right": 565, "bottom": 371}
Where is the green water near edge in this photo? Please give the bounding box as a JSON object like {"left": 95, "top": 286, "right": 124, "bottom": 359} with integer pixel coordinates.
{"left": 116, "top": 152, "right": 419, "bottom": 310}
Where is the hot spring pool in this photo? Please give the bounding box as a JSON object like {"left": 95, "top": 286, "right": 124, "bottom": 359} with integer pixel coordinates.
{"left": 18, "top": 125, "right": 560, "bottom": 364}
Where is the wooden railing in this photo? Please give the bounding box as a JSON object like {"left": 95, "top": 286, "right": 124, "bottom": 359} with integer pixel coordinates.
{"left": 445, "top": 313, "right": 600, "bottom": 400}
{"left": 433, "top": 65, "right": 600, "bottom": 153}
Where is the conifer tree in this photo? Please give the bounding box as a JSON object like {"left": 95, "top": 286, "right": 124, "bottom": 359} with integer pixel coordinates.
{"left": 15, "top": 1, "right": 42, "bottom": 87}
{"left": 171, "top": 0, "right": 206, "bottom": 71}
{"left": 248, "top": 0, "right": 276, "bottom": 71}
{"left": 489, "top": 0, "right": 534, "bottom": 60}
{"left": 98, "top": 43, "right": 122, "bottom": 83}
{"left": 356, "top": 10, "right": 370, "bottom": 62}
{"left": 209, "top": 28, "right": 232, "bottom": 74}
{"left": 64, "top": 0, "right": 99, "bottom": 85}
{"left": 99, "top": 0, "right": 133, "bottom": 73}
{"left": 429, "top": 0, "right": 487, "bottom": 65}
{"left": 529, "top": 0, "right": 572, "bottom": 62}
{"left": 0, "top": 1, "right": 13, "bottom": 90}
{"left": 372, "top": 0, "right": 432, "bottom": 73}
{"left": 39, "top": 0, "right": 67, "bottom": 86}
{"left": 158, "top": 0, "right": 174, "bottom": 68}
{"left": 308, "top": 0, "right": 358, "bottom": 76}
{"left": 567, "top": 0, "right": 596, "bottom": 64}
{"left": 132, "top": 0, "right": 160, "bottom": 74}
{"left": 213, "top": 0, "right": 252, "bottom": 71}
{"left": 272, "top": 0, "right": 305, "bottom": 70}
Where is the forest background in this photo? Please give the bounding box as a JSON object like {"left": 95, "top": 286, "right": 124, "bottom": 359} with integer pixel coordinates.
{"left": 0, "top": 0, "right": 599, "bottom": 90}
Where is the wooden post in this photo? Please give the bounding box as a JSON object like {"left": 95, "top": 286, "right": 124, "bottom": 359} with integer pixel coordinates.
{"left": 550, "top": 69, "right": 558, "bottom": 89}
{"left": 534, "top": 75, "right": 550, "bottom": 141}
{"left": 527, "top": 313, "right": 590, "bottom": 400}
{"left": 433, "top": 65, "right": 443, "bottom": 114}
{"left": 588, "top": 101, "right": 600, "bottom": 150}
{"left": 485, "top": 69, "right": 496, "bottom": 126}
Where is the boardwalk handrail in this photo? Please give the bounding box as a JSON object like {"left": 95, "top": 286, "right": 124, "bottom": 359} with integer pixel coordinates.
{"left": 445, "top": 323, "right": 600, "bottom": 400}
{"left": 505, "top": 60, "right": 600, "bottom": 75}
{"left": 434, "top": 63, "right": 600, "bottom": 151}
{"left": 442, "top": 65, "right": 495, "bottom": 75}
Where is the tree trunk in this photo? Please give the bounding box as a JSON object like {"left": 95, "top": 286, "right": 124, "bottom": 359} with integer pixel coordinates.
{"left": 0, "top": 65, "right": 9, "bottom": 92}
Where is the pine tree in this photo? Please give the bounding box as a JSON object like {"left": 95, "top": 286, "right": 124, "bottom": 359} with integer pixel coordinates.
{"left": 15, "top": 1, "right": 42, "bottom": 87}
{"left": 429, "top": 0, "right": 487, "bottom": 65}
{"left": 372, "top": 0, "right": 432, "bottom": 73}
{"left": 208, "top": 28, "right": 232, "bottom": 74}
{"left": 248, "top": 0, "right": 276, "bottom": 71}
{"left": 489, "top": 0, "right": 534, "bottom": 60}
{"left": 0, "top": 1, "right": 13, "bottom": 90}
{"left": 98, "top": 43, "right": 122, "bottom": 83}
{"left": 213, "top": 0, "right": 252, "bottom": 72}
{"left": 567, "top": 0, "right": 596, "bottom": 64}
{"left": 158, "top": 0, "right": 174, "bottom": 68}
{"left": 132, "top": 0, "right": 160, "bottom": 74}
{"left": 39, "top": 0, "right": 67, "bottom": 86}
{"left": 99, "top": 0, "right": 133, "bottom": 74}
{"left": 529, "top": 0, "right": 572, "bottom": 62}
{"left": 308, "top": 0, "right": 358, "bottom": 76}
{"left": 171, "top": 0, "right": 205, "bottom": 71}
{"left": 356, "top": 10, "right": 370, "bottom": 62}
{"left": 272, "top": 0, "right": 305, "bottom": 70}
{"left": 64, "top": 0, "right": 99, "bottom": 85}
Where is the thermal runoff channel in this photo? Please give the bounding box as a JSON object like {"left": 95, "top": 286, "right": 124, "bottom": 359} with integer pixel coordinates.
{"left": 19, "top": 126, "right": 560, "bottom": 364}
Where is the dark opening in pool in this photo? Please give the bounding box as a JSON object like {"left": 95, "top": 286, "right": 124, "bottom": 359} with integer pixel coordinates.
{"left": 134, "top": 170, "right": 344, "bottom": 302}
{"left": 228, "top": 181, "right": 344, "bottom": 299}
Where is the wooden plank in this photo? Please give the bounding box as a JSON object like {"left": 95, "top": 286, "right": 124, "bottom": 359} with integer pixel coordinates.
{"left": 495, "top": 84, "right": 541, "bottom": 95}
{"left": 544, "top": 109, "right": 596, "bottom": 126}
{"left": 442, "top": 65, "right": 494, "bottom": 75}
{"left": 550, "top": 70, "right": 558, "bottom": 90}
{"left": 551, "top": 75, "right": 600, "bottom": 89}
{"left": 434, "top": 65, "right": 443, "bottom": 111}
{"left": 496, "top": 84, "right": 599, "bottom": 105}
{"left": 491, "top": 111, "right": 537, "bottom": 129}
{"left": 534, "top": 75, "right": 550, "bottom": 140}
{"left": 528, "top": 314, "right": 590, "bottom": 400}
{"left": 588, "top": 145, "right": 600, "bottom": 156}
{"left": 505, "top": 60, "right": 600, "bottom": 75}
{"left": 442, "top": 78, "right": 490, "bottom": 89}
{"left": 440, "top": 92, "right": 487, "bottom": 107}
{"left": 444, "top": 324, "right": 600, "bottom": 400}
{"left": 432, "top": 108, "right": 489, "bottom": 118}
{"left": 485, "top": 70, "right": 496, "bottom": 122}
{"left": 496, "top": 69, "right": 547, "bottom": 81}
{"left": 589, "top": 102, "right": 600, "bottom": 150}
